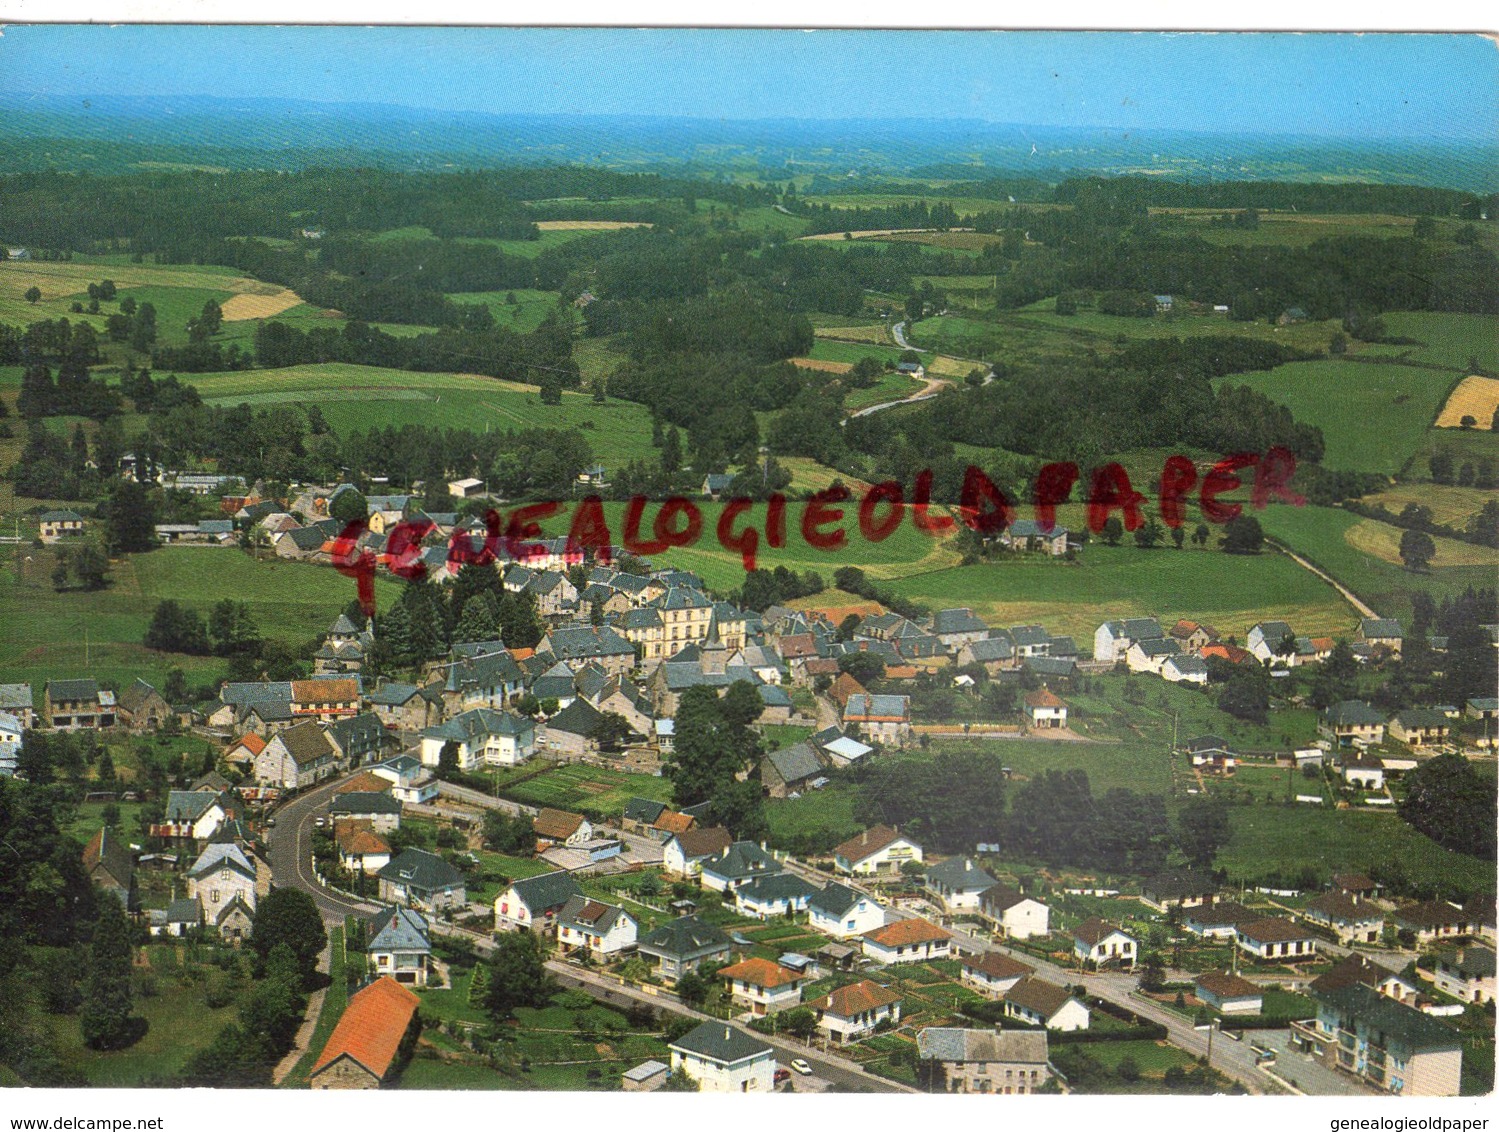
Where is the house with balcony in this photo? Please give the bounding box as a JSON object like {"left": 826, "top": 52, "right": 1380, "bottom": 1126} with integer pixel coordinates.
{"left": 367, "top": 906, "right": 433, "bottom": 987}
{"left": 923, "top": 855, "right": 997, "bottom": 912}
{"left": 555, "top": 895, "right": 638, "bottom": 958}
{"left": 718, "top": 957, "right": 806, "bottom": 1016}
{"left": 1296, "top": 983, "right": 1461, "bottom": 1096}
{"left": 808, "top": 979, "right": 903, "bottom": 1044}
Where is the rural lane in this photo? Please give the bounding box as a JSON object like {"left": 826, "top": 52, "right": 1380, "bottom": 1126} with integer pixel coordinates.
{"left": 1267, "top": 538, "right": 1379, "bottom": 620}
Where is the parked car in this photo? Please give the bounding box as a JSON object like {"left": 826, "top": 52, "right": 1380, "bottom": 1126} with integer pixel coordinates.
{"left": 774, "top": 1068, "right": 791, "bottom": 1084}
{"left": 266, "top": 817, "right": 277, "bottom": 827}
{"left": 791, "top": 1059, "right": 813, "bottom": 1076}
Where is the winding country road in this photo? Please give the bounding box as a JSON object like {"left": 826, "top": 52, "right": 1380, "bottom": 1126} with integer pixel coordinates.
{"left": 1267, "top": 537, "right": 1380, "bottom": 619}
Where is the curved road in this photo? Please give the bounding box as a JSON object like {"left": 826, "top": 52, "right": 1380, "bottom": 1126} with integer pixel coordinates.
{"left": 266, "top": 770, "right": 384, "bottom": 925}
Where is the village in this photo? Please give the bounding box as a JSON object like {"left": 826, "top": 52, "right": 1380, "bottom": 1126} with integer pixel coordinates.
{"left": 4, "top": 477, "right": 1495, "bottom": 1097}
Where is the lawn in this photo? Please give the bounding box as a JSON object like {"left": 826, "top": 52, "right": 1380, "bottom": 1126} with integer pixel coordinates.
{"left": 283, "top": 926, "right": 349, "bottom": 1087}
{"left": 185, "top": 362, "right": 659, "bottom": 460}
{"left": 500, "top": 762, "right": 673, "bottom": 816}
{"left": 887, "top": 541, "right": 1350, "bottom": 643}
{"left": 1377, "top": 311, "right": 1499, "bottom": 374}
{"left": 445, "top": 288, "right": 570, "bottom": 334}
{"left": 924, "top": 737, "right": 1178, "bottom": 799}
{"left": 0, "top": 544, "right": 398, "bottom": 692}
{"left": 1356, "top": 482, "right": 1497, "bottom": 528}
{"left": 1083, "top": 1039, "right": 1198, "bottom": 1076}
{"left": 765, "top": 783, "right": 862, "bottom": 850}
{"left": 1217, "top": 359, "right": 1459, "bottom": 475}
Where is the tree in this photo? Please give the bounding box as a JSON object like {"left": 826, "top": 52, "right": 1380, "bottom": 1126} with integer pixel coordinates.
{"left": 328, "top": 488, "right": 368, "bottom": 524}
{"left": 1101, "top": 517, "right": 1124, "bottom": 547}
{"left": 706, "top": 777, "right": 768, "bottom": 842}
{"left": 51, "top": 551, "right": 71, "bottom": 592}
{"left": 589, "top": 711, "right": 633, "bottom": 753}
{"left": 208, "top": 600, "right": 260, "bottom": 656}
{"left": 1171, "top": 525, "right": 1185, "bottom": 550}
{"left": 483, "top": 810, "right": 537, "bottom": 855}
{"left": 71, "top": 546, "right": 110, "bottom": 591}
{"left": 1398, "top": 753, "right": 1496, "bottom": 860}
{"left": 143, "top": 599, "right": 211, "bottom": 654}
{"left": 24, "top": 286, "right": 41, "bottom": 304}
{"left": 80, "top": 896, "right": 140, "bottom": 1050}
{"left": 99, "top": 479, "right": 158, "bottom": 554}
{"left": 250, "top": 888, "right": 327, "bottom": 986}
{"left": 1177, "top": 797, "right": 1231, "bottom": 870}
{"left": 1219, "top": 515, "right": 1264, "bottom": 554}
{"left": 661, "top": 426, "right": 682, "bottom": 475}
{"left": 675, "top": 970, "right": 710, "bottom": 1007}
{"left": 539, "top": 377, "right": 563, "bottom": 405}
{"left": 1398, "top": 528, "right": 1436, "bottom": 572}
{"left": 438, "top": 740, "right": 462, "bottom": 779}
{"left": 484, "top": 931, "right": 554, "bottom": 1021}
{"left": 1133, "top": 518, "right": 1165, "bottom": 549}
{"left": 1192, "top": 522, "right": 1211, "bottom": 547}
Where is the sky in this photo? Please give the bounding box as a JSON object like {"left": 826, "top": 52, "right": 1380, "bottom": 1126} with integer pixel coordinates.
{"left": 0, "top": 26, "right": 1496, "bottom": 140}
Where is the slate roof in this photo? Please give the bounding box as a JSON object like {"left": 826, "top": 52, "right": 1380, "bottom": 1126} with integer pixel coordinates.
{"left": 623, "top": 797, "right": 668, "bottom": 825}
{"left": 916, "top": 1027, "right": 1049, "bottom": 1065}
{"left": 1360, "top": 618, "right": 1404, "bottom": 639}
{"left": 1025, "top": 657, "right": 1078, "bottom": 678}
{"left": 0, "top": 684, "right": 33, "bottom": 712}
{"left": 47, "top": 678, "right": 101, "bottom": 702}
{"left": 272, "top": 719, "right": 336, "bottom": 767}
{"left": 510, "top": 870, "right": 584, "bottom": 912}
{"left": 367, "top": 906, "right": 430, "bottom": 953}
{"left": 930, "top": 608, "right": 989, "bottom": 635}
{"left": 186, "top": 842, "right": 256, "bottom": 881}
{"left": 808, "top": 882, "right": 867, "bottom": 919}
{"left": 166, "top": 896, "right": 202, "bottom": 925}
{"left": 118, "top": 678, "right": 163, "bottom": 714}
{"left": 669, "top": 1021, "right": 772, "bottom": 1064}
{"left": 544, "top": 626, "right": 634, "bottom": 660}
{"left": 423, "top": 707, "right": 532, "bottom": 743}
{"left": 557, "top": 895, "right": 631, "bottom": 935}
{"left": 979, "top": 884, "right": 1038, "bottom": 915}
{"left": 1312, "top": 983, "right": 1461, "bottom": 1054}
{"left": 764, "top": 741, "right": 824, "bottom": 785}
{"left": 962, "top": 637, "right": 1014, "bottom": 663}
{"left": 83, "top": 826, "right": 134, "bottom": 887}
{"left": 164, "top": 789, "right": 223, "bottom": 823}
{"left": 545, "top": 697, "right": 603, "bottom": 738}
{"left": 639, "top": 915, "right": 733, "bottom": 959}
{"left": 311, "top": 977, "right": 421, "bottom": 1080}
{"left": 1325, "top": 701, "right": 1385, "bottom": 727}
{"left": 701, "top": 840, "right": 782, "bottom": 883}
{"left": 378, "top": 848, "right": 464, "bottom": 893}
{"left": 735, "top": 873, "right": 818, "bottom": 906}
{"left": 844, "top": 693, "right": 910, "bottom": 720}
{"left": 330, "top": 791, "right": 403, "bottom": 816}
{"left": 925, "top": 855, "right": 997, "bottom": 893}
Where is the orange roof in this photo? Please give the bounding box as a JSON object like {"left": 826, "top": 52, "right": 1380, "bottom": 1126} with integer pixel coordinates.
{"left": 334, "top": 820, "right": 390, "bottom": 857}
{"left": 340, "top": 770, "right": 391, "bottom": 795}
{"left": 833, "top": 824, "right": 911, "bottom": 864}
{"left": 510, "top": 647, "right": 536, "bottom": 661}
{"left": 228, "top": 733, "right": 267, "bottom": 755}
{"left": 863, "top": 917, "right": 951, "bottom": 948}
{"left": 1310, "top": 637, "right": 1335, "bottom": 651}
{"left": 884, "top": 665, "right": 919, "bottom": 680}
{"left": 808, "top": 979, "right": 902, "bottom": 1017}
{"left": 829, "top": 672, "right": 869, "bottom": 709}
{"left": 292, "top": 679, "right": 358, "bottom": 705}
{"left": 534, "top": 807, "right": 586, "bottom": 840}
{"left": 1024, "top": 688, "right": 1065, "bottom": 709}
{"left": 717, "top": 957, "right": 801, "bottom": 989}
{"left": 310, "top": 976, "right": 420, "bottom": 1081}
{"left": 652, "top": 810, "right": 696, "bottom": 835}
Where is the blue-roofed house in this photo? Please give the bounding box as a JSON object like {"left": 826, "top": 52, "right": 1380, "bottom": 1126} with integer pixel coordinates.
{"left": 368, "top": 906, "right": 433, "bottom": 986}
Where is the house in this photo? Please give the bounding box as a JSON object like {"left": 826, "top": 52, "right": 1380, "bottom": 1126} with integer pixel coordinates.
{"left": 808, "top": 979, "right": 903, "bottom": 1044}
{"left": 1237, "top": 916, "right": 1318, "bottom": 962}
{"left": 929, "top": 608, "right": 992, "bottom": 651}
{"left": 1183, "top": 735, "right": 1237, "bottom": 776}
{"left": 861, "top": 918, "right": 952, "bottom": 965}
{"left": 1126, "top": 637, "right": 1182, "bottom": 675}
{"left": 533, "top": 808, "right": 593, "bottom": 847}
{"left": 1247, "top": 621, "right": 1298, "bottom": 666}
{"left": 0, "top": 711, "right": 20, "bottom": 777}
{"left": 843, "top": 693, "right": 913, "bottom": 746}
{"left": 1073, "top": 918, "right": 1136, "bottom": 968}
{"left": 0, "top": 684, "right": 36, "bottom": 730}
{"left": 159, "top": 789, "right": 231, "bottom": 842}
{"left": 1331, "top": 872, "right": 1380, "bottom": 898}
{"left": 309, "top": 977, "right": 421, "bottom": 1089}
{"left": 833, "top": 825, "right": 923, "bottom": 876}
{"left": 494, "top": 870, "right": 584, "bottom": 930}
{"left": 1424, "top": 946, "right": 1494, "bottom": 1005}
{"left": 1303, "top": 891, "right": 1385, "bottom": 945}
{"left": 1003, "top": 976, "right": 1090, "bottom": 1032}
{"left": 1195, "top": 971, "right": 1265, "bottom": 1015}
{"left": 817, "top": 733, "right": 874, "bottom": 767}
{"left": 540, "top": 697, "right": 606, "bottom": 756}
{"left": 447, "top": 478, "right": 485, "bottom": 498}
{"left": 978, "top": 885, "right": 1050, "bottom": 939}
{"left": 733, "top": 873, "right": 819, "bottom": 920}
{"left": 718, "top": 957, "right": 806, "bottom": 1016}
{"left": 116, "top": 678, "right": 172, "bottom": 731}
{"left": 956, "top": 636, "right": 1017, "bottom": 674}
{"left": 82, "top": 826, "right": 136, "bottom": 909}
{"left": 1359, "top": 618, "right": 1404, "bottom": 657}
{"left": 38, "top": 510, "right": 86, "bottom": 542}
{"left": 1299, "top": 983, "right": 1461, "bottom": 1096}
{"left": 334, "top": 821, "right": 392, "bottom": 875}
{"left": 420, "top": 708, "right": 535, "bottom": 770}
{"left": 367, "top": 682, "right": 442, "bottom": 733}
{"left": 915, "top": 1027, "right": 1054, "bottom": 1095}
{"left": 1391, "top": 901, "right": 1472, "bottom": 944}
{"left": 1389, "top": 709, "right": 1451, "bottom": 748}
{"left": 366, "top": 907, "right": 433, "bottom": 987}
{"left": 1169, "top": 620, "right": 1218, "bottom": 652}
{"left": 1023, "top": 687, "right": 1067, "bottom": 729}
{"left": 157, "top": 897, "right": 203, "bottom": 937}
{"left": 44, "top": 679, "right": 116, "bottom": 730}
{"left": 924, "top": 856, "right": 998, "bottom": 911}
{"left": 997, "top": 519, "right": 1069, "bottom": 557}
{"left": 186, "top": 842, "right": 260, "bottom": 927}
{"left": 1341, "top": 751, "right": 1387, "bottom": 790}
{"left": 961, "top": 951, "right": 1034, "bottom": 998}
{"left": 377, "top": 848, "right": 466, "bottom": 914}
{"left": 1162, "top": 654, "right": 1210, "bottom": 686}
{"left": 699, "top": 840, "right": 782, "bottom": 893}
{"left": 222, "top": 733, "right": 266, "bottom": 772}
{"left": 1093, "top": 618, "right": 1164, "bottom": 664}
{"left": 289, "top": 678, "right": 360, "bottom": 722}
{"left": 254, "top": 720, "right": 338, "bottom": 789}
{"left": 807, "top": 882, "right": 885, "bottom": 939}
{"left": 1320, "top": 701, "right": 1386, "bottom": 747}
{"left": 701, "top": 473, "right": 734, "bottom": 500}
{"left": 668, "top": 1021, "right": 776, "bottom": 1093}
{"left": 758, "top": 740, "right": 826, "bottom": 799}
{"left": 213, "top": 894, "right": 255, "bottom": 943}
{"left": 329, "top": 791, "right": 402, "bottom": 833}
{"left": 1139, "top": 872, "right": 1218, "bottom": 912}
{"left": 637, "top": 915, "right": 734, "bottom": 981}
{"left": 326, "top": 713, "right": 395, "bottom": 767}
{"left": 555, "top": 895, "right": 638, "bottom": 958}
{"left": 370, "top": 755, "right": 440, "bottom": 805}
{"left": 662, "top": 827, "right": 734, "bottom": 877}
{"left": 1310, "top": 953, "right": 1422, "bottom": 1006}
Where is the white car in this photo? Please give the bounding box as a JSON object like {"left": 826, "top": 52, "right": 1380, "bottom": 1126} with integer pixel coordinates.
{"left": 790, "top": 1059, "right": 813, "bottom": 1076}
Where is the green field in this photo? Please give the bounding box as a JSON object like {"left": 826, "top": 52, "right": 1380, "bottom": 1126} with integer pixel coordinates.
{"left": 1219, "top": 359, "right": 1458, "bottom": 474}
{"left": 445, "top": 289, "right": 570, "bottom": 333}
{"left": 0, "top": 545, "right": 397, "bottom": 692}
{"left": 186, "top": 363, "right": 659, "bottom": 459}
{"left": 1375, "top": 312, "right": 1499, "bottom": 373}
{"left": 888, "top": 541, "right": 1350, "bottom": 643}
{"left": 501, "top": 762, "right": 673, "bottom": 816}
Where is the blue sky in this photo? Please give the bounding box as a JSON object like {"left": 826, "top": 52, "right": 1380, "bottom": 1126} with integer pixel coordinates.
{"left": 1, "top": 27, "right": 1495, "bottom": 139}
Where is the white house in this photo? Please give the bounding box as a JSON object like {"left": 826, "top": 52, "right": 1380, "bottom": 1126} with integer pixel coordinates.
{"left": 555, "top": 895, "right": 638, "bottom": 958}
{"left": 668, "top": 1022, "right": 776, "bottom": 1093}
{"left": 1163, "top": 654, "right": 1210, "bottom": 686}
{"left": 808, "top": 882, "right": 885, "bottom": 939}
{"left": 0, "top": 710, "right": 23, "bottom": 777}
{"left": 1073, "top": 918, "right": 1136, "bottom": 968}
{"left": 367, "top": 906, "right": 433, "bottom": 987}
{"left": 807, "top": 980, "right": 903, "bottom": 1045}
{"left": 419, "top": 708, "right": 535, "bottom": 770}
{"left": 494, "top": 870, "right": 583, "bottom": 930}
{"left": 1003, "top": 977, "right": 1090, "bottom": 1032}
{"left": 253, "top": 720, "right": 338, "bottom": 789}
{"left": 924, "top": 856, "right": 998, "bottom": 911}
{"left": 185, "top": 843, "right": 259, "bottom": 921}
{"left": 1236, "top": 917, "right": 1318, "bottom": 962}
{"left": 733, "top": 873, "right": 818, "bottom": 920}
{"left": 161, "top": 790, "right": 230, "bottom": 842}
{"left": 534, "top": 808, "right": 593, "bottom": 847}
{"left": 1195, "top": 971, "right": 1264, "bottom": 1015}
{"left": 961, "top": 951, "right": 1035, "bottom": 999}
{"left": 1126, "top": 637, "right": 1183, "bottom": 675}
{"left": 662, "top": 827, "right": 733, "bottom": 877}
{"left": 978, "top": 885, "right": 1050, "bottom": 940}
{"left": 832, "top": 825, "right": 923, "bottom": 876}
{"left": 1024, "top": 687, "right": 1067, "bottom": 728}
{"left": 1093, "top": 618, "right": 1164, "bottom": 664}
{"left": 717, "top": 957, "right": 806, "bottom": 1016}
{"left": 861, "top": 918, "right": 952, "bottom": 965}
{"left": 1303, "top": 892, "right": 1385, "bottom": 945}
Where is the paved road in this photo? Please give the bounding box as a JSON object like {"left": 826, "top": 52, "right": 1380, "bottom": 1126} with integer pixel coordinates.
{"left": 890, "top": 321, "right": 925, "bottom": 352}
{"left": 265, "top": 770, "right": 385, "bottom": 925}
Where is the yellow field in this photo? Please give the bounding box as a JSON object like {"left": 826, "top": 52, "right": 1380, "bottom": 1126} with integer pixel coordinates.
{"left": 925, "top": 354, "right": 981, "bottom": 379}
{"left": 778, "top": 457, "right": 874, "bottom": 496}
{"left": 1344, "top": 518, "right": 1499, "bottom": 569}
{"left": 220, "top": 289, "right": 306, "bottom": 321}
{"left": 800, "top": 228, "right": 972, "bottom": 241}
{"left": 814, "top": 325, "right": 897, "bottom": 346}
{"left": 790, "top": 356, "right": 854, "bottom": 374}
{"left": 1435, "top": 375, "right": 1499, "bottom": 428}
{"left": 1358, "top": 483, "right": 1497, "bottom": 528}
{"left": 0, "top": 260, "right": 281, "bottom": 299}
{"left": 533, "top": 220, "right": 652, "bottom": 231}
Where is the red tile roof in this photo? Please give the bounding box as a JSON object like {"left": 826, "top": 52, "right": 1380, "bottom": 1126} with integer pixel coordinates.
{"left": 832, "top": 824, "right": 911, "bottom": 864}
{"left": 534, "top": 808, "right": 586, "bottom": 840}
{"left": 310, "top": 976, "right": 420, "bottom": 1081}
{"left": 863, "top": 918, "right": 950, "bottom": 948}
{"left": 653, "top": 810, "right": 696, "bottom": 835}
{"left": 808, "top": 979, "right": 902, "bottom": 1017}
{"left": 718, "top": 957, "right": 801, "bottom": 989}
